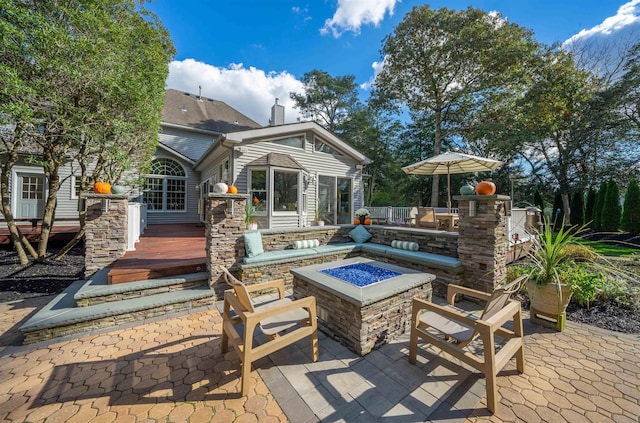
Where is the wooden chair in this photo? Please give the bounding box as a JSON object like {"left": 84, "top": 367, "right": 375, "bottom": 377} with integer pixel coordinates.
{"left": 416, "top": 207, "right": 438, "bottom": 229}
{"left": 220, "top": 266, "right": 319, "bottom": 395}
{"left": 409, "top": 275, "right": 526, "bottom": 413}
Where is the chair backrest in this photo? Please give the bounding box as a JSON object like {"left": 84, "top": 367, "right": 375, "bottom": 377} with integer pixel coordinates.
{"left": 220, "top": 266, "right": 255, "bottom": 313}
{"left": 480, "top": 275, "right": 526, "bottom": 321}
{"left": 417, "top": 207, "right": 437, "bottom": 227}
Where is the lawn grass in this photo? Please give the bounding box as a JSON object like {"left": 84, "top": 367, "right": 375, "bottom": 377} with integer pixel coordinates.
{"left": 575, "top": 238, "right": 639, "bottom": 257}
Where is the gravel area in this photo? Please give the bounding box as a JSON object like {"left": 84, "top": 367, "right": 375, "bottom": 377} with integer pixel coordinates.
{"left": 1, "top": 244, "right": 638, "bottom": 334}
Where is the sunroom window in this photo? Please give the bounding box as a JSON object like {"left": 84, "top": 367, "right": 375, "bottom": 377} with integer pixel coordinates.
{"left": 144, "top": 158, "right": 187, "bottom": 212}
{"left": 273, "top": 170, "right": 298, "bottom": 212}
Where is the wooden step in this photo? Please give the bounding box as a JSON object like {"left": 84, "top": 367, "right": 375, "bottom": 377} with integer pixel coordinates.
{"left": 107, "top": 259, "right": 207, "bottom": 284}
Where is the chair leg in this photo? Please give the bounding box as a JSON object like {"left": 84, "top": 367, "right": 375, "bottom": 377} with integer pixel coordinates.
{"left": 514, "top": 307, "right": 525, "bottom": 374}
{"left": 482, "top": 332, "right": 498, "bottom": 414}
{"left": 310, "top": 330, "right": 319, "bottom": 362}
{"left": 408, "top": 326, "right": 418, "bottom": 364}
{"left": 221, "top": 299, "right": 230, "bottom": 353}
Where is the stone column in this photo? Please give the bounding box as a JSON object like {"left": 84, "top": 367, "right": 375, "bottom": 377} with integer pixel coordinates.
{"left": 83, "top": 194, "right": 128, "bottom": 277}
{"left": 205, "top": 193, "right": 248, "bottom": 296}
{"left": 453, "top": 194, "right": 510, "bottom": 293}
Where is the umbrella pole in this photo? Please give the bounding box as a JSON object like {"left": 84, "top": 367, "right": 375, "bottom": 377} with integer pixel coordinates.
{"left": 447, "top": 165, "right": 452, "bottom": 212}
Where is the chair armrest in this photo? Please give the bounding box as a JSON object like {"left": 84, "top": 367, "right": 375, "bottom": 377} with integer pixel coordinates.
{"left": 447, "top": 284, "right": 492, "bottom": 305}
{"left": 248, "top": 296, "right": 316, "bottom": 323}
{"left": 245, "top": 278, "right": 286, "bottom": 299}
{"left": 479, "top": 299, "right": 521, "bottom": 329}
{"left": 412, "top": 298, "right": 478, "bottom": 328}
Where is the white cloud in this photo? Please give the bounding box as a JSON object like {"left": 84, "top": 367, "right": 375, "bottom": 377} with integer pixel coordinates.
{"left": 166, "top": 59, "right": 304, "bottom": 125}
{"left": 564, "top": 0, "right": 640, "bottom": 45}
{"left": 360, "top": 58, "right": 386, "bottom": 90}
{"left": 321, "top": 0, "right": 398, "bottom": 38}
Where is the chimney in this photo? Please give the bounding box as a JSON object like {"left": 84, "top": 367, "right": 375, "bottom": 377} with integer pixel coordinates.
{"left": 270, "top": 98, "right": 285, "bottom": 126}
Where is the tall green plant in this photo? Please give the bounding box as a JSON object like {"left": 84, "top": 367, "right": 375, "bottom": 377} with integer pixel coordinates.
{"left": 593, "top": 181, "right": 607, "bottom": 230}
{"left": 621, "top": 179, "right": 640, "bottom": 234}
{"left": 584, "top": 188, "right": 597, "bottom": 227}
{"left": 601, "top": 179, "right": 621, "bottom": 231}
{"left": 570, "top": 190, "right": 584, "bottom": 226}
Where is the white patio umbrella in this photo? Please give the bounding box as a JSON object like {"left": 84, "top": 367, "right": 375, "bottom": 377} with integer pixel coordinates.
{"left": 402, "top": 152, "right": 504, "bottom": 211}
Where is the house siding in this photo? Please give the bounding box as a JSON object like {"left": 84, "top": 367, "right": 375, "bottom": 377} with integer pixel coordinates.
{"left": 231, "top": 131, "right": 363, "bottom": 227}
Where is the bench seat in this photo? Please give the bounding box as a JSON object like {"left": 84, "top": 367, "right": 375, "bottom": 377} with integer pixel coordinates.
{"left": 242, "top": 242, "right": 462, "bottom": 271}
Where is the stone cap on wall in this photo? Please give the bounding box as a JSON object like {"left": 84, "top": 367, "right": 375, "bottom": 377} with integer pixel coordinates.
{"left": 81, "top": 193, "right": 129, "bottom": 200}
{"left": 207, "top": 193, "right": 250, "bottom": 200}
{"left": 453, "top": 194, "right": 510, "bottom": 202}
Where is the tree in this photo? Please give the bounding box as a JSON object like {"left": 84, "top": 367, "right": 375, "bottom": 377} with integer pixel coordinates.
{"left": 570, "top": 191, "right": 584, "bottom": 226}
{"left": 534, "top": 191, "right": 545, "bottom": 212}
{"left": 375, "top": 5, "right": 538, "bottom": 208}
{"left": 601, "top": 179, "right": 622, "bottom": 231}
{"left": 621, "top": 180, "right": 640, "bottom": 234}
{"left": 584, "top": 188, "right": 597, "bottom": 227}
{"left": 552, "top": 191, "right": 564, "bottom": 229}
{"left": 290, "top": 70, "right": 359, "bottom": 132}
{"left": 0, "top": 0, "right": 174, "bottom": 263}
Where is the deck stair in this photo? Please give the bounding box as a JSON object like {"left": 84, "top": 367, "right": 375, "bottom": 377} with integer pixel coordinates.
{"left": 20, "top": 268, "right": 215, "bottom": 344}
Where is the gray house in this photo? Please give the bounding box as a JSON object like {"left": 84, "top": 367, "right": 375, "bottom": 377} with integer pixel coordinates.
{"left": 2, "top": 89, "right": 370, "bottom": 230}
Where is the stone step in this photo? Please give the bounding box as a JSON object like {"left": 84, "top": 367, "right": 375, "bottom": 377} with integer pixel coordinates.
{"left": 74, "top": 270, "right": 209, "bottom": 307}
{"left": 19, "top": 277, "right": 216, "bottom": 345}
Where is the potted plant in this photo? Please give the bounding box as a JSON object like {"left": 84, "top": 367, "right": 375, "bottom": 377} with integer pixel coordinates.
{"left": 355, "top": 208, "right": 370, "bottom": 225}
{"left": 314, "top": 206, "right": 324, "bottom": 226}
{"left": 524, "top": 219, "right": 586, "bottom": 331}
{"left": 245, "top": 202, "right": 258, "bottom": 230}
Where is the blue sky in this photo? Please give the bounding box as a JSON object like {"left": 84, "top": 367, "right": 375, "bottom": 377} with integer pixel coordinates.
{"left": 145, "top": 0, "right": 640, "bottom": 125}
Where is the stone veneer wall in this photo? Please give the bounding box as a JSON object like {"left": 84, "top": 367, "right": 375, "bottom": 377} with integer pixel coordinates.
{"left": 294, "top": 275, "right": 432, "bottom": 356}
{"left": 454, "top": 194, "right": 510, "bottom": 293}
{"left": 84, "top": 194, "right": 128, "bottom": 277}
{"left": 205, "top": 194, "right": 248, "bottom": 296}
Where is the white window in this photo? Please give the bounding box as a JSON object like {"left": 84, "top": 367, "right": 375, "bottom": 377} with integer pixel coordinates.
{"left": 143, "top": 158, "right": 187, "bottom": 212}
{"left": 70, "top": 176, "right": 82, "bottom": 199}
{"left": 271, "top": 136, "right": 304, "bottom": 149}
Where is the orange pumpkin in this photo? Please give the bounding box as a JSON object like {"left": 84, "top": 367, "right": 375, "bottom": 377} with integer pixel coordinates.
{"left": 476, "top": 180, "right": 496, "bottom": 195}
{"left": 353, "top": 218, "right": 360, "bottom": 225}
{"left": 227, "top": 184, "right": 238, "bottom": 194}
{"left": 93, "top": 182, "right": 111, "bottom": 194}
{"left": 364, "top": 218, "right": 371, "bottom": 225}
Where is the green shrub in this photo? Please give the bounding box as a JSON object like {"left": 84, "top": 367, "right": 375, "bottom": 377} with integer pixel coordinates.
{"left": 621, "top": 179, "right": 640, "bottom": 234}
{"left": 560, "top": 264, "right": 605, "bottom": 309}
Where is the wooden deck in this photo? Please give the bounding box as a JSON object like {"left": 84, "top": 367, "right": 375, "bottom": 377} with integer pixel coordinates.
{"left": 107, "top": 224, "right": 207, "bottom": 284}
{"left": 0, "top": 224, "right": 80, "bottom": 245}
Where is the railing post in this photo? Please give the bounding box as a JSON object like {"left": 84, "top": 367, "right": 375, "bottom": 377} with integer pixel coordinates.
{"left": 83, "top": 193, "right": 128, "bottom": 278}
{"left": 205, "top": 193, "right": 248, "bottom": 296}
{"left": 454, "top": 194, "right": 510, "bottom": 293}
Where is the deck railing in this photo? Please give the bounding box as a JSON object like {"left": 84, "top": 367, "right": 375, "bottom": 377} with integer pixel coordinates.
{"left": 127, "top": 203, "right": 148, "bottom": 251}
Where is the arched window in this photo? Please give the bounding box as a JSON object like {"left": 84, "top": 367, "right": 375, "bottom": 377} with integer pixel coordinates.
{"left": 144, "top": 158, "right": 187, "bottom": 212}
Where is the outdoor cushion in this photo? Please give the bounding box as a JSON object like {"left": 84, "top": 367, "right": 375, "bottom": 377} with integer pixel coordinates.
{"left": 359, "top": 243, "right": 395, "bottom": 257}
{"left": 388, "top": 249, "right": 462, "bottom": 270}
{"left": 391, "top": 240, "right": 419, "bottom": 251}
{"left": 244, "top": 231, "right": 264, "bottom": 258}
{"left": 349, "top": 225, "right": 372, "bottom": 243}
{"left": 292, "top": 239, "right": 320, "bottom": 249}
{"left": 313, "top": 243, "right": 359, "bottom": 255}
{"left": 242, "top": 248, "right": 316, "bottom": 264}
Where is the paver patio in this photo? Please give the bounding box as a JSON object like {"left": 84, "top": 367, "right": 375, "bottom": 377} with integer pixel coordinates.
{"left": 1, "top": 294, "right": 639, "bottom": 422}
